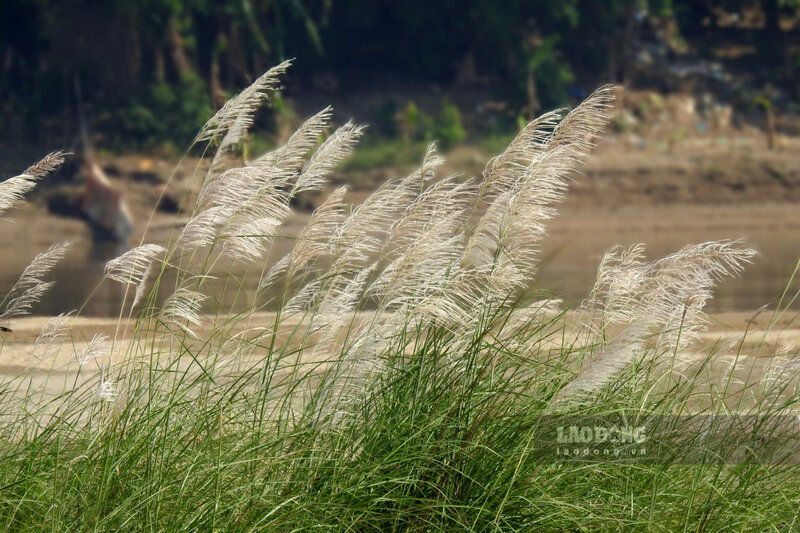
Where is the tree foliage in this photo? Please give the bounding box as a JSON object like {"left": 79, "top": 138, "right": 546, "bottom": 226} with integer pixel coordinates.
{"left": 1, "top": 0, "right": 797, "bottom": 146}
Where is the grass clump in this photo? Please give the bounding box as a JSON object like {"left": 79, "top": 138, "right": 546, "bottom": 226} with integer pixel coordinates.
{"left": 1, "top": 62, "right": 800, "bottom": 531}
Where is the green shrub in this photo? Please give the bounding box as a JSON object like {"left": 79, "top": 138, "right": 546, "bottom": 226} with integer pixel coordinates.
{"left": 434, "top": 98, "right": 466, "bottom": 149}
{"left": 113, "top": 72, "right": 212, "bottom": 150}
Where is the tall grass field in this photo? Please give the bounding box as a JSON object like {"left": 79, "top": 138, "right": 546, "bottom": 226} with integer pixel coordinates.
{"left": 1, "top": 62, "right": 800, "bottom": 531}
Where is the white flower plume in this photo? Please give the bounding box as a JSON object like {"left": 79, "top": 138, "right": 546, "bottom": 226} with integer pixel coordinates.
{"left": 1, "top": 241, "right": 72, "bottom": 320}
{"left": 0, "top": 151, "right": 67, "bottom": 217}
{"left": 105, "top": 244, "right": 167, "bottom": 285}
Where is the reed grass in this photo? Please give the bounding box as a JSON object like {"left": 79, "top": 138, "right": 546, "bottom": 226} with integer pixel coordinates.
{"left": 1, "top": 64, "right": 799, "bottom": 531}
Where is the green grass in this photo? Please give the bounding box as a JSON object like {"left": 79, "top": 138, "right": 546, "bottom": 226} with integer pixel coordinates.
{"left": 2, "top": 300, "right": 800, "bottom": 531}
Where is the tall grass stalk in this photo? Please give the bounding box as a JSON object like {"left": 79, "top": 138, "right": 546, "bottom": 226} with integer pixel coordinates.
{"left": 1, "top": 67, "right": 799, "bottom": 531}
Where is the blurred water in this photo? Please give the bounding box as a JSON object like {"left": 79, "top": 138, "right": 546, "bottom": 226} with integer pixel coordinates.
{"left": 535, "top": 205, "right": 800, "bottom": 313}
{"left": 1, "top": 205, "right": 798, "bottom": 317}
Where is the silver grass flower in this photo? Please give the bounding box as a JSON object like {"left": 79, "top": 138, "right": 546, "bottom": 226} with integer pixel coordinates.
{"left": 78, "top": 334, "right": 108, "bottom": 366}
{"left": 315, "top": 263, "right": 378, "bottom": 342}
{"left": 206, "top": 112, "right": 253, "bottom": 180}
{"left": 419, "top": 142, "right": 445, "bottom": 187}
{"left": 330, "top": 177, "right": 418, "bottom": 272}
{"left": 131, "top": 263, "right": 155, "bottom": 310}
{"left": 580, "top": 243, "right": 649, "bottom": 326}
{"left": 550, "top": 321, "right": 650, "bottom": 407}
{"left": 764, "top": 356, "right": 800, "bottom": 388}
{"left": 370, "top": 221, "right": 465, "bottom": 313}
{"left": 642, "top": 241, "right": 754, "bottom": 351}
{"left": 24, "top": 151, "right": 68, "bottom": 178}
{"left": 462, "top": 87, "right": 613, "bottom": 284}
{"left": 254, "top": 106, "right": 334, "bottom": 173}
{"left": 97, "top": 380, "right": 118, "bottom": 402}
{"left": 0, "top": 151, "right": 66, "bottom": 217}
{"left": 178, "top": 205, "right": 228, "bottom": 250}
{"left": 219, "top": 184, "right": 293, "bottom": 260}
{"left": 463, "top": 145, "right": 573, "bottom": 274}
{"left": 480, "top": 110, "right": 562, "bottom": 201}
{"left": 385, "top": 176, "right": 476, "bottom": 256}
{"left": 557, "top": 240, "right": 756, "bottom": 406}
{"left": 260, "top": 254, "right": 291, "bottom": 290}
{"left": 197, "top": 165, "right": 289, "bottom": 213}
{"left": 284, "top": 278, "right": 325, "bottom": 315}
{"left": 291, "top": 121, "right": 365, "bottom": 196}
{"left": 287, "top": 185, "right": 349, "bottom": 279}
{"left": 547, "top": 85, "right": 615, "bottom": 160}
{"left": 1, "top": 241, "right": 71, "bottom": 320}
{"left": 194, "top": 60, "right": 291, "bottom": 144}
{"left": 0, "top": 283, "right": 54, "bottom": 321}
{"left": 159, "top": 287, "right": 207, "bottom": 336}
{"left": 35, "top": 311, "right": 73, "bottom": 345}
{"left": 97, "top": 363, "right": 117, "bottom": 402}
{"left": 29, "top": 311, "right": 74, "bottom": 360}
{"left": 105, "top": 244, "right": 166, "bottom": 285}
{"left": 506, "top": 299, "right": 564, "bottom": 332}
{"left": 190, "top": 163, "right": 304, "bottom": 260}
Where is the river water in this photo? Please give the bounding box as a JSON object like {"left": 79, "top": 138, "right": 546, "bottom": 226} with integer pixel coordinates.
{"left": 1, "top": 203, "right": 798, "bottom": 317}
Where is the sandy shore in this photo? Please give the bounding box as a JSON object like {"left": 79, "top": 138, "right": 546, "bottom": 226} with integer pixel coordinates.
{"left": 1, "top": 309, "right": 798, "bottom": 393}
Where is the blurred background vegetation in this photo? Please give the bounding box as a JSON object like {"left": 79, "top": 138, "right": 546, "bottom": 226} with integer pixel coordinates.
{"left": 2, "top": 0, "right": 800, "bottom": 152}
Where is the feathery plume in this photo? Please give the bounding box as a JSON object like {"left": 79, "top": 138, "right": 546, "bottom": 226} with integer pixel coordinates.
{"left": 10, "top": 242, "right": 72, "bottom": 292}
{"left": 371, "top": 221, "right": 464, "bottom": 313}
{"left": 254, "top": 106, "right": 333, "bottom": 174}
{"left": 550, "top": 322, "right": 649, "bottom": 407}
{"left": 194, "top": 60, "right": 292, "bottom": 144}
{"left": 1, "top": 242, "right": 71, "bottom": 320}
{"left": 206, "top": 112, "right": 253, "bottom": 180}
{"left": 464, "top": 145, "right": 573, "bottom": 274}
{"left": 131, "top": 263, "right": 155, "bottom": 310}
{"left": 284, "top": 278, "right": 325, "bottom": 315}
{"left": 24, "top": 150, "right": 68, "bottom": 178}
{"left": 29, "top": 311, "right": 73, "bottom": 361}
{"left": 159, "top": 287, "right": 207, "bottom": 336}
{"left": 558, "top": 240, "right": 756, "bottom": 406}
{"left": 97, "top": 363, "right": 117, "bottom": 402}
{"left": 463, "top": 87, "right": 614, "bottom": 284}
{"left": 0, "top": 151, "right": 67, "bottom": 217}
{"left": 288, "top": 185, "right": 349, "bottom": 279}
{"left": 197, "top": 164, "right": 289, "bottom": 213}
{"left": 219, "top": 182, "right": 293, "bottom": 261}
{"left": 480, "top": 110, "right": 562, "bottom": 201}
{"left": 178, "top": 206, "right": 227, "bottom": 250}
{"left": 260, "top": 254, "right": 291, "bottom": 291}
{"left": 316, "top": 262, "right": 377, "bottom": 327}
{"left": 506, "top": 299, "right": 564, "bottom": 332}
{"left": 190, "top": 165, "right": 294, "bottom": 260}
{"left": 386, "top": 176, "right": 475, "bottom": 255}
{"left": 405, "top": 141, "right": 444, "bottom": 194}
{"left": 105, "top": 244, "right": 166, "bottom": 285}
{"left": 580, "top": 243, "right": 649, "bottom": 326}
{"left": 764, "top": 356, "right": 800, "bottom": 389}
{"left": 547, "top": 84, "right": 615, "bottom": 161}
{"left": 35, "top": 312, "right": 73, "bottom": 346}
{"left": 0, "top": 283, "right": 54, "bottom": 321}
{"left": 644, "top": 241, "right": 755, "bottom": 351}
{"left": 78, "top": 334, "right": 108, "bottom": 366}
{"left": 0, "top": 174, "right": 40, "bottom": 217}
{"left": 330, "top": 177, "right": 417, "bottom": 272}
{"left": 292, "top": 121, "right": 365, "bottom": 196}
{"left": 582, "top": 241, "right": 755, "bottom": 347}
